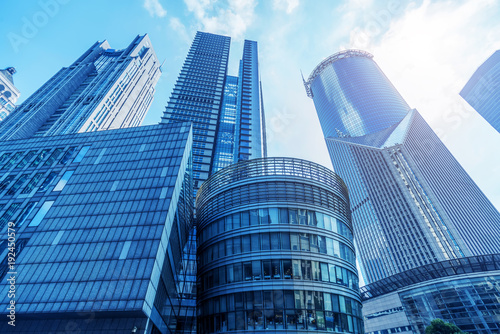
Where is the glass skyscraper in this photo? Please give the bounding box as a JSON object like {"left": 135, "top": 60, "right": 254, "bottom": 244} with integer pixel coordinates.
{"left": 460, "top": 50, "right": 500, "bottom": 133}
{"left": 0, "top": 36, "right": 198, "bottom": 334}
{"left": 196, "top": 157, "right": 363, "bottom": 333}
{"left": 304, "top": 50, "right": 500, "bottom": 333}
{"left": 162, "top": 32, "right": 266, "bottom": 192}
{"left": 160, "top": 31, "right": 267, "bottom": 334}
{"left": 0, "top": 34, "right": 160, "bottom": 140}
{"left": 0, "top": 67, "right": 20, "bottom": 120}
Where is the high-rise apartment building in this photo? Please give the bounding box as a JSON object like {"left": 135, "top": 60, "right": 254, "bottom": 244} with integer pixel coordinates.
{"left": 460, "top": 50, "right": 500, "bottom": 133}
{"left": 304, "top": 50, "right": 500, "bottom": 333}
{"left": 0, "top": 34, "right": 160, "bottom": 140}
{"left": 162, "top": 32, "right": 266, "bottom": 191}
{"left": 196, "top": 157, "right": 363, "bottom": 333}
{"left": 0, "top": 36, "right": 199, "bottom": 334}
{"left": 161, "top": 31, "right": 267, "bottom": 334}
{"left": 0, "top": 67, "right": 20, "bottom": 120}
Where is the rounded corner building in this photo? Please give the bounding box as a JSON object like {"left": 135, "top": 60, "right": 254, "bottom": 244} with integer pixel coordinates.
{"left": 195, "top": 157, "right": 363, "bottom": 333}
{"left": 304, "top": 49, "right": 500, "bottom": 333}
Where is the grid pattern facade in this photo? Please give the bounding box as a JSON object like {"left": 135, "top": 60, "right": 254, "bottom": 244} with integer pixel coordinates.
{"left": 361, "top": 255, "right": 500, "bottom": 334}
{"left": 307, "top": 51, "right": 500, "bottom": 285}
{"left": 162, "top": 32, "right": 266, "bottom": 190}
{"left": 162, "top": 32, "right": 230, "bottom": 191}
{"left": 0, "top": 35, "right": 160, "bottom": 140}
{"left": 0, "top": 67, "right": 20, "bottom": 120}
{"left": 0, "top": 123, "right": 194, "bottom": 333}
{"left": 196, "top": 158, "right": 363, "bottom": 333}
{"left": 400, "top": 273, "right": 500, "bottom": 334}
{"left": 461, "top": 50, "right": 500, "bottom": 133}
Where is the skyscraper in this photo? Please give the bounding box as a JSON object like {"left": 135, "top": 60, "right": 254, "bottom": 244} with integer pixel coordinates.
{"left": 0, "top": 67, "right": 20, "bottom": 120}
{"left": 0, "top": 36, "right": 197, "bottom": 334}
{"left": 196, "top": 157, "right": 363, "bottom": 333}
{"left": 304, "top": 50, "right": 500, "bottom": 333}
{"left": 0, "top": 34, "right": 160, "bottom": 140}
{"left": 161, "top": 31, "right": 267, "bottom": 334}
{"left": 304, "top": 49, "right": 500, "bottom": 283}
{"left": 162, "top": 32, "right": 265, "bottom": 191}
{"left": 460, "top": 50, "right": 500, "bottom": 133}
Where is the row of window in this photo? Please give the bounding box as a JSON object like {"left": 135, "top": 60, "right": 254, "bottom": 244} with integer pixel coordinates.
{"left": 0, "top": 145, "right": 87, "bottom": 172}
{"left": 199, "top": 290, "right": 362, "bottom": 333}
{"left": 200, "top": 259, "right": 359, "bottom": 291}
{"left": 199, "top": 231, "right": 356, "bottom": 267}
{"left": 199, "top": 207, "right": 353, "bottom": 244}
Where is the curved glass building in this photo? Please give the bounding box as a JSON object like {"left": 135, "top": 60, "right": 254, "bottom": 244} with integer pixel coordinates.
{"left": 461, "top": 50, "right": 500, "bottom": 133}
{"left": 361, "top": 254, "right": 500, "bottom": 334}
{"left": 305, "top": 50, "right": 500, "bottom": 333}
{"left": 196, "top": 157, "right": 363, "bottom": 333}
{"left": 304, "top": 50, "right": 410, "bottom": 138}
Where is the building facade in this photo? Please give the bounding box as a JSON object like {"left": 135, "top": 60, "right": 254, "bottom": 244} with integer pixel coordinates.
{"left": 304, "top": 50, "right": 500, "bottom": 283}
{"left": 196, "top": 157, "right": 363, "bottom": 333}
{"left": 0, "top": 67, "right": 20, "bottom": 120}
{"left": 0, "top": 122, "right": 194, "bottom": 333}
{"left": 361, "top": 255, "right": 500, "bottom": 334}
{"left": 304, "top": 50, "right": 500, "bottom": 332}
{"left": 460, "top": 50, "right": 500, "bottom": 133}
{"left": 0, "top": 36, "right": 200, "bottom": 334}
{"left": 0, "top": 34, "right": 160, "bottom": 140}
{"left": 162, "top": 32, "right": 266, "bottom": 192}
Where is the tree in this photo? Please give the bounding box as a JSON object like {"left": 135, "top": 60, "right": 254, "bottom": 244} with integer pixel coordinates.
{"left": 425, "top": 318, "right": 467, "bottom": 334}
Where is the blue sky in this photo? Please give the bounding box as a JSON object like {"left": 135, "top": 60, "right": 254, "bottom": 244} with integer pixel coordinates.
{"left": 1, "top": 0, "right": 499, "bottom": 208}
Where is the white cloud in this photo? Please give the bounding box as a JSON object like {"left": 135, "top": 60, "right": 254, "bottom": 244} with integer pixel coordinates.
{"left": 170, "top": 17, "right": 191, "bottom": 44}
{"left": 183, "top": 0, "right": 256, "bottom": 39}
{"left": 144, "top": 0, "right": 167, "bottom": 18}
{"left": 353, "top": 0, "right": 500, "bottom": 208}
{"left": 272, "top": 0, "right": 299, "bottom": 14}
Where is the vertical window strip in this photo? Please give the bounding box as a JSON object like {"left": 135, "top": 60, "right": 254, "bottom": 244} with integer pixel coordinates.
{"left": 28, "top": 201, "right": 54, "bottom": 227}
{"left": 21, "top": 173, "right": 44, "bottom": 194}
{"left": 30, "top": 149, "right": 51, "bottom": 168}
{"left": 15, "top": 150, "right": 38, "bottom": 169}
{"left": 16, "top": 202, "right": 38, "bottom": 227}
{"left": 94, "top": 148, "right": 107, "bottom": 165}
{"left": 58, "top": 147, "right": 77, "bottom": 165}
{"left": 53, "top": 171, "right": 75, "bottom": 192}
{"left": 37, "top": 172, "right": 58, "bottom": 193}
{"left": 0, "top": 153, "right": 11, "bottom": 165}
{"left": 6, "top": 174, "right": 30, "bottom": 195}
{"left": 1, "top": 152, "right": 24, "bottom": 170}
{"left": 0, "top": 175, "right": 15, "bottom": 192}
{"left": 73, "top": 146, "right": 90, "bottom": 163}
{"left": 43, "top": 148, "right": 64, "bottom": 167}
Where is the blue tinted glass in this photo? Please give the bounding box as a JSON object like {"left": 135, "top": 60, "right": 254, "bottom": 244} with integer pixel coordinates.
{"left": 28, "top": 201, "right": 54, "bottom": 227}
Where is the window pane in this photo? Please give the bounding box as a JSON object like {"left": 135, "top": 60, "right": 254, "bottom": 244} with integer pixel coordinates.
{"left": 261, "top": 233, "right": 270, "bottom": 250}
{"left": 280, "top": 232, "right": 290, "bottom": 250}
{"left": 283, "top": 260, "right": 292, "bottom": 279}
{"left": 272, "top": 260, "right": 280, "bottom": 279}
{"left": 279, "top": 208, "right": 288, "bottom": 224}
{"left": 59, "top": 147, "right": 77, "bottom": 165}
{"left": 269, "top": 208, "right": 279, "bottom": 224}
{"left": 53, "top": 170, "right": 74, "bottom": 191}
{"left": 29, "top": 201, "right": 54, "bottom": 227}
{"left": 250, "top": 210, "right": 259, "bottom": 226}
{"left": 16, "top": 202, "right": 38, "bottom": 227}
{"left": 74, "top": 146, "right": 90, "bottom": 163}
{"left": 259, "top": 208, "right": 269, "bottom": 224}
